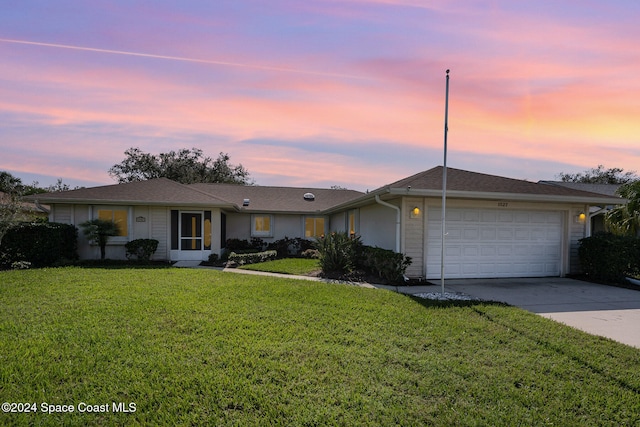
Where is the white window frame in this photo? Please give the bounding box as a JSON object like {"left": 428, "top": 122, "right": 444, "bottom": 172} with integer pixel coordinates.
{"left": 89, "top": 206, "right": 132, "bottom": 244}
{"left": 304, "top": 216, "right": 326, "bottom": 238}
{"left": 251, "top": 214, "right": 273, "bottom": 237}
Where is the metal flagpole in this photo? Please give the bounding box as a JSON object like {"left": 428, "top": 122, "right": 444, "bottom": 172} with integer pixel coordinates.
{"left": 441, "top": 69, "right": 450, "bottom": 296}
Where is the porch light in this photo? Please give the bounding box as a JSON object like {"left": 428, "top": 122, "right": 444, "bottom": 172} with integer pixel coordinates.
{"left": 411, "top": 207, "right": 421, "bottom": 218}
{"left": 575, "top": 212, "right": 586, "bottom": 223}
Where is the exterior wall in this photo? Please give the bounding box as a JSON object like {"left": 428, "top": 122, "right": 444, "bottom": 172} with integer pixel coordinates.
{"left": 568, "top": 205, "right": 589, "bottom": 275}
{"left": 224, "top": 212, "right": 311, "bottom": 245}
{"left": 272, "top": 215, "right": 303, "bottom": 242}
{"left": 330, "top": 212, "right": 347, "bottom": 233}
{"left": 225, "top": 213, "right": 251, "bottom": 241}
{"left": 402, "top": 197, "right": 425, "bottom": 278}
{"left": 51, "top": 204, "right": 223, "bottom": 261}
{"left": 133, "top": 206, "right": 150, "bottom": 240}
{"left": 51, "top": 204, "right": 73, "bottom": 223}
{"left": 358, "top": 202, "right": 397, "bottom": 250}
{"left": 150, "top": 207, "right": 168, "bottom": 260}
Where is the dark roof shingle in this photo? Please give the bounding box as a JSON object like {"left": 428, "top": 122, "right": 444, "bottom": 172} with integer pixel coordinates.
{"left": 28, "top": 178, "right": 231, "bottom": 206}
{"left": 380, "top": 166, "right": 620, "bottom": 199}
{"left": 189, "top": 183, "right": 364, "bottom": 213}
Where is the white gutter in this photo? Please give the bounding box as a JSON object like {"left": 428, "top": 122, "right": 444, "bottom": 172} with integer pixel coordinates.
{"left": 387, "top": 188, "right": 625, "bottom": 205}
{"left": 374, "top": 195, "right": 400, "bottom": 253}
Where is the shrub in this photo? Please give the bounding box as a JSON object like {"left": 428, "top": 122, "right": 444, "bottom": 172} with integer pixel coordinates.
{"left": 315, "top": 232, "right": 412, "bottom": 284}
{"left": 0, "top": 222, "right": 78, "bottom": 269}
{"left": 268, "top": 237, "right": 315, "bottom": 258}
{"left": 315, "top": 232, "right": 362, "bottom": 274}
{"left": 228, "top": 250, "right": 277, "bottom": 266}
{"left": 125, "top": 239, "right": 159, "bottom": 261}
{"left": 225, "top": 238, "right": 265, "bottom": 252}
{"left": 301, "top": 249, "right": 320, "bottom": 259}
{"left": 359, "top": 246, "right": 412, "bottom": 284}
{"left": 578, "top": 233, "right": 640, "bottom": 283}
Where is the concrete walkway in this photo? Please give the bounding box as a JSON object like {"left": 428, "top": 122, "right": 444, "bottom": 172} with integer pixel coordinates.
{"left": 179, "top": 263, "right": 640, "bottom": 349}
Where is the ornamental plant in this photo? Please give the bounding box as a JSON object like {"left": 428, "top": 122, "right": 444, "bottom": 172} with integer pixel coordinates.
{"left": 315, "top": 232, "right": 362, "bottom": 275}
{"left": 125, "top": 239, "right": 159, "bottom": 261}
{"left": 80, "top": 219, "right": 120, "bottom": 260}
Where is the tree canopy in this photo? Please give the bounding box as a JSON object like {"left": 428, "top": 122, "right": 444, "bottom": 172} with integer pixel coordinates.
{"left": 0, "top": 171, "right": 26, "bottom": 246}
{"left": 108, "top": 147, "right": 252, "bottom": 185}
{"left": 556, "top": 165, "right": 638, "bottom": 184}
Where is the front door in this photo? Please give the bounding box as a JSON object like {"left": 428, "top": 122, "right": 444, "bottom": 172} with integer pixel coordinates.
{"left": 179, "top": 212, "right": 203, "bottom": 260}
{"left": 170, "top": 210, "right": 213, "bottom": 261}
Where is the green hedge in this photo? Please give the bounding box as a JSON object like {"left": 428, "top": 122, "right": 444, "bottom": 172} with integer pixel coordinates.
{"left": 360, "top": 246, "right": 412, "bottom": 284}
{"left": 578, "top": 233, "right": 640, "bottom": 283}
{"left": 0, "top": 222, "right": 78, "bottom": 268}
{"left": 125, "top": 239, "right": 159, "bottom": 261}
{"left": 228, "top": 250, "right": 277, "bottom": 266}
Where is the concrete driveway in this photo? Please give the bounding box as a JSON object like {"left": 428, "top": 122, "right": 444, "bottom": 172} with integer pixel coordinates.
{"left": 395, "top": 278, "right": 640, "bottom": 349}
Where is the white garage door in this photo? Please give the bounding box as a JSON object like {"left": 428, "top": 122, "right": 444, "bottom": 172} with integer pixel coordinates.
{"left": 426, "top": 208, "right": 563, "bottom": 279}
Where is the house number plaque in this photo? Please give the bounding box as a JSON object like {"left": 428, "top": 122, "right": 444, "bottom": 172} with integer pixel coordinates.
{"left": 497, "top": 202, "right": 509, "bottom": 207}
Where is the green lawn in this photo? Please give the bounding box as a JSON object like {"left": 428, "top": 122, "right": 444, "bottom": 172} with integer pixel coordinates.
{"left": 1, "top": 268, "right": 639, "bottom": 426}
{"left": 238, "top": 258, "right": 320, "bottom": 276}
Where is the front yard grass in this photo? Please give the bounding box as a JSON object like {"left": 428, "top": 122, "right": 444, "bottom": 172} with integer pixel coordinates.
{"left": 1, "top": 267, "right": 639, "bottom": 426}
{"left": 238, "top": 257, "right": 320, "bottom": 276}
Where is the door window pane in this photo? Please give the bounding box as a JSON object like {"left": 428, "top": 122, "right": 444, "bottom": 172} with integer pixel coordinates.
{"left": 180, "top": 213, "right": 202, "bottom": 250}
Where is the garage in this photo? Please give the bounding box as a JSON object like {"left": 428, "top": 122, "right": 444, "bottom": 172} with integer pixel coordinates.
{"left": 426, "top": 207, "right": 564, "bottom": 279}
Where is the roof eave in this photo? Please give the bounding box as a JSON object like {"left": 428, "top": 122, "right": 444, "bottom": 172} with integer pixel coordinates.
{"left": 388, "top": 188, "right": 625, "bottom": 204}
{"left": 323, "top": 188, "right": 392, "bottom": 214}
{"left": 35, "top": 198, "right": 236, "bottom": 208}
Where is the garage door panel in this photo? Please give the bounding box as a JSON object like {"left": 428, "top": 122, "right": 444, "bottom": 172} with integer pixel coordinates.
{"left": 497, "top": 245, "right": 512, "bottom": 256}
{"left": 463, "top": 246, "right": 479, "bottom": 256}
{"left": 445, "top": 245, "right": 462, "bottom": 256}
{"left": 481, "top": 228, "right": 497, "bottom": 240}
{"left": 529, "top": 263, "right": 545, "bottom": 274}
{"left": 546, "top": 263, "right": 560, "bottom": 274}
{"left": 498, "top": 212, "right": 514, "bottom": 222}
{"left": 481, "top": 246, "right": 496, "bottom": 256}
{"left": 529, "top": 246, "right": 544, "bottom": 256}
{"left": 497, "top": 229, "right": 514, "bottom": 240}
{"left": 463, "top": 211, "right": 479, "bottom": 221}
{"left": 463, "top": 228, "right": 480, "bottom": 239}
{"left": 427, "top": 208, "right": 563, "bottom": 279}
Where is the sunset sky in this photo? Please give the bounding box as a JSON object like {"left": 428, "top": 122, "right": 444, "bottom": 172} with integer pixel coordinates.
{"left": 1, "top": 1, "right": 639, "bottom": 191}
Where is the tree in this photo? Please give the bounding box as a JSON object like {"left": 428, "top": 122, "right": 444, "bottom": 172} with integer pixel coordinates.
{"left": 606, "top": 181, "right": 640, "bottom": 237}
{"left": 0, "top": 171, "right": 26, "bottom": 247}
{"left": 557, "top": 165, "right": 638, "bottom": 184}
{"left": 46, "top": 178, "right": 77, "bottom": 192}
{"left": 80, "top": 219, "right": 120, "bottom": 260}
{"left": 108, "top": 147, "right": 252, "bottom": 185}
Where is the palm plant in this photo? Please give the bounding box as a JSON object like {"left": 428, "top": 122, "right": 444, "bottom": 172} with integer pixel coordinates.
{"left": 80, "top": 219, "right": 120, "bottom": 260}
{"left": 606, "top": 181, "right": 640, "bottom": 237}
